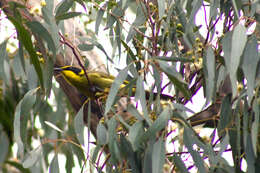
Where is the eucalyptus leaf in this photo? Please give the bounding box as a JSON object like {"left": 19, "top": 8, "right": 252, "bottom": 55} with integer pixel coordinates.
{"left": 0, "top": 41, "right": 8, "bottom": 81}
{"left": 230, "top": 24, "right": 247, "bottom": 97}
{"left": 95, "top": 3, "right": 106, "bottom": 34}
{"left": 49, "top": 154, "right": 60, "bottom": 173}
{"left": 26, "top": 21, "right": 56, "bottom": 56}
{"left": 0, "top": 127, "right": 9, "bottom": 164}
{"left": 104, "top": 66, "right": 129, "bottom": 115}
{"left": 96, "top": 123, "right": 108, "bottom": 145}
{"left": 55, "top": 0, "right": 73, "bottom": 17}
{"left": 55, "top": 12, "right": 82, "bottom": 22}
{"left": 74, "top": 104, "right": 85, "bottom": 146}
{"left": 126, "top": 3, "right": 147, "bottom": 42}
{"left": 142, "top": 108, "right": 171, "bottom": 142}
{"left": 22, "top": 146, "right": 42, "bottom": 168}
{"left": 128, "top": 121, "right": 144, "bottom": 151}
{"left": 242, "top": 36, "right": 259, "bottom": 103}
{"left": 14, "top": 88, "right": 37, "bottom": 157}
{"left": 135, "top": 76, "right": 151, "bottom": 125}
{"left": 172, "top": 154, "right": 189, "bottom": 173}
{"left": 183, "top": 127, "right": 206, "bottom": 173}
{"left": 152, "top": 137, "right": 165, "bottom": 173}
{"left": 8, "top": 17, "right": 44, "bottom": 88}
{"left": 204, "top": 47, "right": 216, "bottom": 104}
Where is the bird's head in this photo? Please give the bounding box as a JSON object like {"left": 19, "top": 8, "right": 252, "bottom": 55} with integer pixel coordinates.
{"left": 54, "top": 66, "right": 85, "bottom": 86}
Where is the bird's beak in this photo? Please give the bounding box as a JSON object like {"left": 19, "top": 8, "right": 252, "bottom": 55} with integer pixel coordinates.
{"left": 54, "top": 67, "right": 63, "bottom": 72}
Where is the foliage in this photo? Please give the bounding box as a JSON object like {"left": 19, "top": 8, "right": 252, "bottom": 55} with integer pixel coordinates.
{"left": 0, "top": 0, "right": 260, "bottom": 172}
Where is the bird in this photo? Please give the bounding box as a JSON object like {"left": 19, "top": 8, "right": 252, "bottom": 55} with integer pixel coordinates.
{"left": 54, "top": 65, "right": 174, "bottom": 100}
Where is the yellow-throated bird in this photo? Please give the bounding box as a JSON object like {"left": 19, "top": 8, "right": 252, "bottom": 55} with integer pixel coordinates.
{"left": 54, "top": 66, "right": 173, "bottom": 100}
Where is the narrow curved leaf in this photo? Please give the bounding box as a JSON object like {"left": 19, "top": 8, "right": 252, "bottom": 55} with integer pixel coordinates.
{"left": 14, "top": 88, "right": 37, "bottom": 157}
{"left": 172, "top": 154, "right": 189, "bottom": 173}
{"left": 158, "top": 60, "right": 190, "bottom": 99}
{"left": 8, "top": 17, "right": 44, "bottom": 89}
{"left": 242, "top": 36, "right": 259, "bottom": 103}
{"left": 183, "top": 127, "right": 206, "bottom": 173}
{"left": 204, "top": 47, "right": 216, "bottom": 104}
{"left": 74, "top": 104, "right": 85, "bottom": 146}
{"left": 96, "top": 123, "right": 108, "bottom": 145}
{"left": 22, "top": 146, "right": 42, "bottom": 168}
{"left": 49, "top": 154, "right": 60, "bottom": 173}
{"left": 217, "top": 94, "right": 232, "bottom": 138}
{"left": 95, "top": 3, "right": 106, "bottom": 34}
{"left": 55, "top": 0, "right": 73, "bottom": 17}
{"left": 230, "top": 24, "right": 247, "bottom": 96}
{"left": 142, "top": 108, "right": 171, "bottom": 141}
{"left": 78, "top": 43, "right": 94, "bottom": 51}
{"left": 55, "top": 12, "right": 82, "bottom": 22}
{"left": 26, "top": 21, "right": 56, "bottom": 56}
{"left": 128, "top": 121, "right": 144, "bottom": 151}
{"left": 135, "top": 76, "right": 151, "bottom": 125}
{"left": 0, "top": 126, "right": 9, "bottom": 164}
{"left": 104, "top": 66, "right": 129, "bottom": 115}
{"left": 152, "top": 137, "right": 165, "bottom": 173}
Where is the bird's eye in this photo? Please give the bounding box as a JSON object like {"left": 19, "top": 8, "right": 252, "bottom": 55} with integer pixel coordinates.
{"left": 66, "top": 67, "right": 81, "bottom": 75}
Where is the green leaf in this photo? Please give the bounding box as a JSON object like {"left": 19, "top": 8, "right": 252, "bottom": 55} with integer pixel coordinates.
{"left": 204, "top": 47, "right": 216, "bottom": 104}
{"left": 0, "top": 41, "right": 8, "bottom": 81}
{"left": 22, "top": 146, "right": 42, "bottom": 168}
{"left": 126, "top": 3, "right": 147, "bottom": 42}
{"left": 14, "top": 88, "right": 37, "bottom": 157}
{"left": 104, "top": 66, "right": 129, "bottom": 115}
{"left": 55, "top": 12, "right": 82, "bottom": 22}
{"left": 107, "top": 117, "right": 120, "bottom": 164}
{"left": 42, "top": 6, "right": 60, "bottom": 51}
{"left": 128, "top": 121, "right": 144, "bottom": 151}
{"left": 115, "top": 21, "right": 121, "bottom": 58}
{"left": 135, "top": 76, "right": 151, "bottom": 125}
{"left": 217, "top": 94, "right": 232, "bottom": 138}
{"left": 153, "top": 56, "right": 193, "bottom": 63}
{"left": 43, "top": 57, "right": 54, "bottom": 97}
{"left": 189, "top": 0, "right": 202, "bottom": 25}
{"left": 120, "top": 134, "right": 140, "bottom": 173}
{"left": 157, "top": 0, "right": 165, "bottom": 20}
{"left": 183, "top": 127, "right": 206, "bottom": 173}
{"left": 242, "top": 36, "right": 259, "bottom": 103}
{"left": 49, "top": 154, "right": 60, "bottom": 173}
{"left": 8, "top": 17, "right": 44, "bottom": 89}
{"left": 172, "top": 154, "right": 189, "bottom": 173}
{"left": 245, "top": 134, "right": 255, "bottom": 173}
{"left": 231, "top": 0, "right": 240, "bottom": 18}
{"left": 142, "top": 108, "right": 171, "bottom": 141}
{"left": 0, "top": 125, "right": 9, "bottom": 164}
{"left": 152, "top": 137, "right": 165, "bottom": 173}
{"left": 105, "top": 1, "right": 123, "bottom": 29}
{"left": 127, "top": 104, "right": 144, "bottom": 121}
{"left": 95, "top": 3, "right": 106, "bottom": 34}
{"left": 96, "top": 123, "right": 108, "bottom": 145}
{"left": 158, "top": 61, "right": 190, "bottom": 99}
{"left": 78, "top": 43, "right": 94, "bottom": 51}
{"left": 74, "top": 104, "right": 85, "bottom": 146}
{"left": 230, "top": 24, "right": 247, "bottom": 97}
{"left": 252, "top": 100, "right": 259, "bottom": 155}
{"left": 5, "top": 161, "right": 30, "bottom": 173}
{"left": 55, "top": 0, "right": 73, "bottom": 17}
{"left": 26, "top": 21, "right": 56, "bottom": 56}
{"left": 12, "top": 53, "right": 26, "bottom": 81}
{"left": 143, "top": 139, "right": 155, "bottom": 172}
